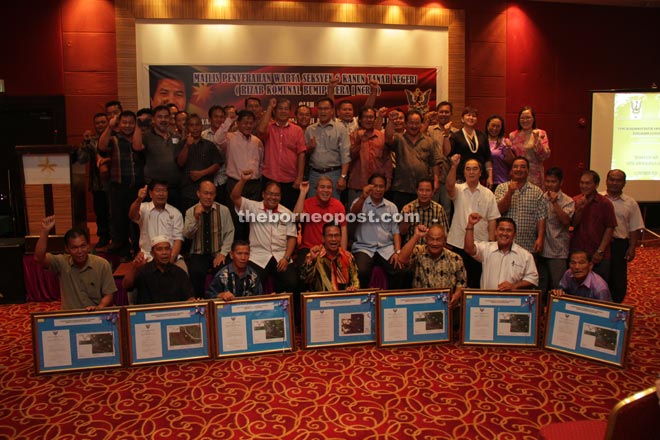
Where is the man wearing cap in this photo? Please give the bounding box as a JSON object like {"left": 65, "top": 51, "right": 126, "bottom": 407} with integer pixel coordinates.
{"left": 122, "top": 235, "right": 195, "bottom": 305}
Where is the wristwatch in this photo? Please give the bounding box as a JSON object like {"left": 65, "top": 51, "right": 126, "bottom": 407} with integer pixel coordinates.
{"left": 395, "top": 250, "right": 401, "bottom": 254}
{"left": 340, "top": 174, "right": 347, "bottom": 180}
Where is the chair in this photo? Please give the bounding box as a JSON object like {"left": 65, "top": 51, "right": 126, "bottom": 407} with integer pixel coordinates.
{"left": 538, "top": 386, "right": 660, "bottom": 440}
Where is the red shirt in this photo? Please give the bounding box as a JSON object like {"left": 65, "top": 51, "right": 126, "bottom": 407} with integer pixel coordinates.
{"left": 261, "top": 121, "right": 306, "bottom": 183}
{"left": 570, "top": 193, "right": 617, "bottom": 258}
{"left": 300, "top": 196, "right": 347, "bottom": 249}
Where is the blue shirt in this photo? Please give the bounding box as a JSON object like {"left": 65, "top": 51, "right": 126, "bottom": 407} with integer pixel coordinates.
{"left": 351, "top": 196, "right": 400, "bottom": 259}
{"left": 559, "top": 270, "right": 612, "bottom": 302}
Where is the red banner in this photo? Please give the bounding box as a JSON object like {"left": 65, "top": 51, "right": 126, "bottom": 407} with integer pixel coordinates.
{"left": 149, "top": 65, "right": 437, "bottom": 121}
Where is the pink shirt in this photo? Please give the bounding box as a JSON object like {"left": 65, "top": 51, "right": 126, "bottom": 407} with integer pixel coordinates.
{"left": 260, "top": 121, "right": 306, "bottom": 183}
{"left": 214, "top": 119, "right": 264, "bottom": 180}
{"left": 509, "top": 129, "right": 550, "bottom": 188}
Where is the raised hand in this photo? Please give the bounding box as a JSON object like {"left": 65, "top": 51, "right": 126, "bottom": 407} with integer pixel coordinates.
{"left": 41, "top": 216, "right": 56, "bottom": 233}
{"left": 467, "top": 212, "right": 483, "bottom": 226}
{"left": 137, "top": 185, "right": 148, "bottom": 201}
{"left": 240, "top": 169, "right": 254, "bottom": 181}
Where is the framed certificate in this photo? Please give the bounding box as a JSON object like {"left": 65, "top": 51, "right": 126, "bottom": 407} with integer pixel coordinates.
{"left": 302, "top": 290, "right": 378, "bottom": 349}
{"left": 124, "top": 301, "right": 211, "bottom": 366}
{"left": 544, "top": 295, "right": 633, "bottom": 367}
{"left": 376, "top": 289, "right": 452, "bottom": 347}
{"left": 461, "top": 290, "right": 540, "bottom": 346}
{"left": 32, "top": 309, "right": 123, "bottom": 374}
{"left": 213, "top": 294, "right": 295, "bottom": 358}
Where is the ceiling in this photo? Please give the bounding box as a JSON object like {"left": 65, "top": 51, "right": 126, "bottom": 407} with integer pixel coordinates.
{"left": 530, "top": 0, "right": 660, "bottom": 7}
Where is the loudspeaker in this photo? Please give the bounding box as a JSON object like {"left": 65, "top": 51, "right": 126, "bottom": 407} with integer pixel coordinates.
{"left": 0, "top": 238, "right": 26, "bottom": 304}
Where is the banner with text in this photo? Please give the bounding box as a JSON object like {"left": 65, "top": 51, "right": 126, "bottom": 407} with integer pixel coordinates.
{"left": 148, "top": 65, "right": 438, "bottom": 121}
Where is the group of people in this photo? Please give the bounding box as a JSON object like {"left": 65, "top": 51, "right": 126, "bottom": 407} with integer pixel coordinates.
{"left": 36, "top": 83, "right": 644, "bottom": 318}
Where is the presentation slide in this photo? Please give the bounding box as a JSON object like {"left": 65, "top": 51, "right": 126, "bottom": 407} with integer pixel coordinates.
{"left": 591, "top": 91, "right": 660, "bottom": 202}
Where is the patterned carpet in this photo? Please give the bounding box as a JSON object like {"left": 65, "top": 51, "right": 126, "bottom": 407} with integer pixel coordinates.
{"left": 1, "top": 247, "right": 659, "bottom": 439}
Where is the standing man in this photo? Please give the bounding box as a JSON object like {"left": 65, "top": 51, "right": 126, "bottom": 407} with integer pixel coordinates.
{"left": 98, "top": 110, "right": 143, "bottom": 261}
{"left": 132, "top": 105, "right": 183, "bottom": 212}
{"left": 257, "top": 97, "right": 307, "bottom": 210}
{"left": 202, "top": 105, "right": 229, "bottom": 206}
{"left": 494, "top": 156, "right": 546, "bottom": 255}
{"left": 350, "top": 173, "right": 405, "bottom": 289}
{"left": 385, "top": 109, "right": 442, "bottom": 211}
{"left": 602, "top": 169, "right": 644, "bottom": 303}
{"left": 175, "top": 113, "right": 221, "bottom": 213}
{"left": 294, "top": 104, "right": 312, "bottom": 132}
{"left": 399, "top": 224, "right": 466, "bottom": 306}
{"left": 570, "top": 170, "right": 617, "bottom": 282}
{"left": 426, "top": 101, "right": 457, "bottom": 216}
{"left": 348, "top": 106, "right": 392, "bottom": 207}
{"left": 446, "top": 156, "right": 499, "bottom": 288}
{"left": 76, "top": 112, "right": 110, "bottom": 249}
{"left": 183, "top": 181, "right": 235, "bottom": 297}
{"left": 464, "top": 214, "right": 539, "bottom": 291}
{"left": 35, "top": 217, "right": 116, "bottom": 310}
{"left": 538, "top": 167, "right": 574, "bottom": 300}
{"left": 327, "top": 76, "right": 379, "bottom": 134}
{"left": 305, "top": 97, "right": 351, "bottom": 199}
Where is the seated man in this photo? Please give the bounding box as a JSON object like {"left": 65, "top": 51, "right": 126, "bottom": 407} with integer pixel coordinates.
{"left": 129, "top": 180, "right": 186, "bottom": 271}
{"left": 206, "top": 240, "right": 263, "bottom": 301}
{"left": 230, "top": 169, "right": 299, "bottom": 294}
{"left": 35, "top": 216, "right": 116, "bottom": 311}
{"left": 350, "top": 173, "right": 405, "bottom": 289}
{"left": 183, "top": 181, "right": 234, "bottom": 297}
{"left": 464, "top": 214, "right": 539, "bottom": 291}
{"left": 293, "top": 177, "right": 347, "bottom": 264}
{"left": 300, "top": 222, "right": 360, "bottom": 292}
{"left": 122, "top": 235, "right": 195, "bottom": 305}
{"left": 399, "top": 224, "right": 466, "bottom": 306}
{"left": 550, "top": 250, "right": 613, "bottom": 302}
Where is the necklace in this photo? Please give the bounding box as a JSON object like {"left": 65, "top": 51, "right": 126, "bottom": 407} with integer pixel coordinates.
{"left": 463, "top": 128, "right": 478, "bottom": 153}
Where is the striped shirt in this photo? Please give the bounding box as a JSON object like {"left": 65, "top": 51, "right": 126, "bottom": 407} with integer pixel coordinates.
{"left": 183, "top": 202, "right": 234, "bottom": 256}
{"left": 402, "top": 199, "right": 449, "bottom": 244}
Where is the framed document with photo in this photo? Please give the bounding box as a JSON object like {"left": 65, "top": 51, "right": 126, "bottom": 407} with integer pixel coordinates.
{"left": 124, "top": 301, "right": 211, "bottom": 366}
{"left": 302, "top": 290, "right": 378, "bottom": 349}
{"left": 376, "top": 289, "right": 452, "bottom": 347}
{"left": 212, "top": 294, "right": 294, "bottom": 358}
{"left": 460, "top": 290, "right": 540, "bottom": 347}
{"left": 32, "top": 309, "right": 124, "bottom": 374}
{"left": 544, "top": 295, "right": 633, "bottom": 367}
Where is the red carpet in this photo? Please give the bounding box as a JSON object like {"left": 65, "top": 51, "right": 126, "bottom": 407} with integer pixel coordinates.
{"left": 1, "top": 247, "right": 659, "bottom": 439}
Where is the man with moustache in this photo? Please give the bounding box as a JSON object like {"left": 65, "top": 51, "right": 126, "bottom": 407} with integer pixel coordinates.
{"left": 570, "top": 170, "right": 617, "bottom": 281}
{"left": 494, "top": 156, "right": 546, "bottom": 255}
{"left": 122, "top": 235, "right": 195, "bottom": 305}
{"left": 257, "top": 97, "right": 307, "bottom": 210}
{"left": 300, "top": 223, "right": 360, "bottom": 292}
{"left": 133, "top": 105, "right": 184, "bottom": 212}
{"left": 206, "top": 240, "right": 263, "bottom": 300}
{"left": 183, "top": 181, "right": 235, "bottom": 297}
{"left": 385, "top": 109, "right": 442, "bottom": 211}
{"left": 399, "top": 178, "right": 449, "bottom": 245}
{"left": 464, "top": 214, "right": 539, "bottom": 291}
{"left": 35, "top": 216, "right": 116, "bottom": 311}
{"left": 399, "top": 224, "right": 466, "bottom": 306}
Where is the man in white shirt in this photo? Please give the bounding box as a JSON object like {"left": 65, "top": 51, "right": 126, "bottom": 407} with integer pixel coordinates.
{"left": 464, "top": 213, "right": 538, "bottom": 290}
{"left": 129, "top": 180, "right": 186, "bottom": 272}
{"left": 602, "top": 169, "right": 644, "bottom": 303}
{"left": 446, "top": 155, "right": 499, "bottom": 287}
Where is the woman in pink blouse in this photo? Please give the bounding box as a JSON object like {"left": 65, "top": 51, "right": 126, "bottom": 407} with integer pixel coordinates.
{"left": 509, "top": 106, "right": 550, "bottom": 188}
